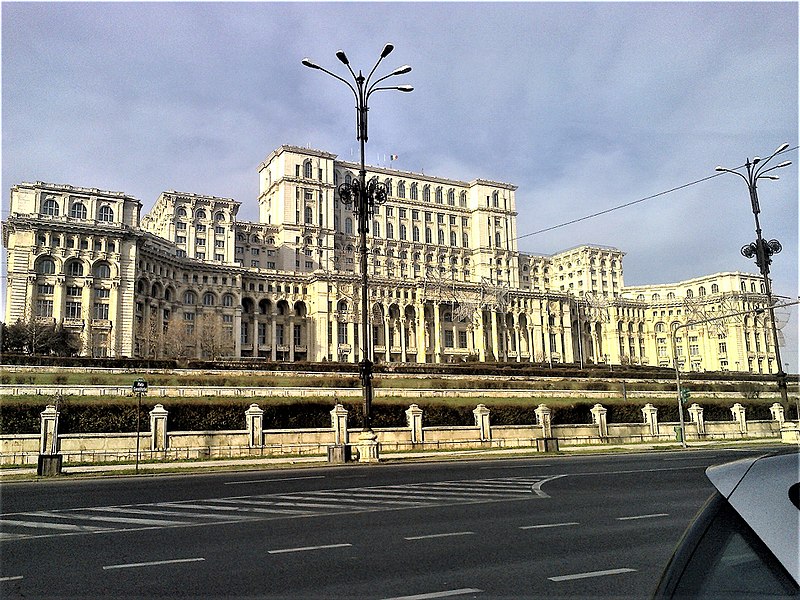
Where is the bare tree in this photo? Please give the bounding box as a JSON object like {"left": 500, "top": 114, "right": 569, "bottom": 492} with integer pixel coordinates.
{"left": 197, "top": 312, "right": 234, "bottom": 360}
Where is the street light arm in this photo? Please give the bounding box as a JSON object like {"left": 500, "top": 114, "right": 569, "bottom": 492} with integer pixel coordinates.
{"left": 756, "top": 160, "right": 792, "bottom": 180}
{"left": 368, "top": 85, "right": 414, "bottom": 98}
{"left": 367, "top": 67, "right": 412, "bottom": 95}
{"left": 301, "top": 59, "right": 358, "bottom": 100}
{"left": 715, "top": 166, "right": 751, "bottom": 185}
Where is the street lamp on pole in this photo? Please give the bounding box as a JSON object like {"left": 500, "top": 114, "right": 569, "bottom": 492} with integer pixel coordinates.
{"left": 716, "top": 143, "right": 791, "bottom": 406}
{"left": 302, "top": 45, "right": 412, "bottom": 459}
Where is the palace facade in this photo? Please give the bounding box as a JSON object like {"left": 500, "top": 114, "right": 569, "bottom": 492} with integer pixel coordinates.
{"left": 2, "top": 145, "right": 780, "bottom": 374}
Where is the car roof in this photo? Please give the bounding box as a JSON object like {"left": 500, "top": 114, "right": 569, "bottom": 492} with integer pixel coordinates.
{"left": 706, "top": 450, "right": 800, "bottom": 585}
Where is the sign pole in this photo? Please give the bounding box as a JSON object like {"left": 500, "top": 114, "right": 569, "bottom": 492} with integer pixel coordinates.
{"left": 132, "top": 379, "right": 148, "bottom": 474}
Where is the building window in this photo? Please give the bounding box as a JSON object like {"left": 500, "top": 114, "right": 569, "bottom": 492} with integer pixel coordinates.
{"left": 93, "top": 263, "right": 111, "bottom": 278}
{"left": 203, "top": 292, "right": 215, "bottom": 306}
{"left": 66, "top": 261, "right": 84, "bottom": 277}
{"left": 177, "top": 236, "right": 186, "bottom": 244}
{"left": 98, "top": 205, "right": 114, "bottom": 222}
{"left": 36, "top": 299, "right": 54, "bottom": 317}
{"left": 305, "top": 206, "right": 313, "bottom": 224}
{"left": 411, "top": 183, "right": 418, "bottom": 200}
{"left": 425, "top": 228, "right": 432, "bottom": 244}
{"left": 387, "top": 223, "right": 394, "bottom": 239}
{"left": 38, "top": 284, "right": 55, "bottom": 295}
{"left": 42, "top": 198, "right": 60, "bottom": 216}
{"left": 93, "top": 303, "right": 109, "bottom": 320}
{"left": 70, "top": 202, "right": 87, "bottom": 219}
{"left": 184, "top": 291, "right": 196, "bottom": 304}
{"left": 338, "top": 322, "right": 347, "bottom": 345}
{"left": 444, "top": 330, "right": 454, "bottom": 348}
{"left": 398, "top": 181, "right": 406, "bottom": 198}
{"left": 36, "top": 257, "right": 56, "bottom": 275}
{"left": 275, "top": 324, "right": 284, "bottom": 346}
{"left": 345, "top": 218, "right": 353, "bottom": 235}
{"left": 65, "top": 301, "right": 82, "bottom": 319}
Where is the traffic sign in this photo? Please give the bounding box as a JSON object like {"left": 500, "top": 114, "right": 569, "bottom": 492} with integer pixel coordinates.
{"left": 132, "top": 379, "right": 148, "bottom": 393}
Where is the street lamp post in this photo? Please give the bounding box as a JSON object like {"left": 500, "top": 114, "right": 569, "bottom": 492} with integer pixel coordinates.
{"left": 716, "top": 143, "right": 791, "bottom": 406}
{"left": 302, "top": 45, "right": 412, "bottom": 459}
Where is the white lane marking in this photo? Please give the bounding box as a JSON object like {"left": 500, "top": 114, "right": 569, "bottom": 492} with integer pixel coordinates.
{"left": 0, "top": 576, "right": 24, "bottom": 582}
{"left": 292, "top": 490, "right": 428, "bottom": 506}
{"left": 225, "top": 475, "right": 325, "bottom": 486}
{"left": 23, "top": 511, "right": 188, "bottom": 527}
{"left": 481, "top": 464, "right": 552, "bottom": 469}
{"left": 88, "top": 506, "right": 250, "bottom": 521}
{"left": 549, "top": 568, "right": 637, "bottom": 582}
{"left": 520, "top": 522, "right": 580, "bottom": 530}
{"left": 103, "top": 557, "right": 205, "bottom": 570}
{"left": 405, "top": 531, "right": 475, "bottom": 541}
{"left": 381, "top": 589, "right": 483, "bottom": 600}
{"left": 531, "top": 475, "right": 567, "bottom": 498}
{"left": 267, "top": 543, "right": 352, "bottom": 554}
{"left": 0, "top": 519, "right": 103, "bottom": 532}
{"left": 616, "top": 513, "right": 669, "bottom": 521}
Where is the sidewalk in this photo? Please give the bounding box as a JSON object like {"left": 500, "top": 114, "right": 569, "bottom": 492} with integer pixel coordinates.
{"left": 1, "top": 437, "right": 788, "bottom": 479}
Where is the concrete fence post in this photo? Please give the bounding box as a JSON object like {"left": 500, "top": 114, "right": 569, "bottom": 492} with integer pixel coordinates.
{"left": 245, "top": 403, "right": 264, "bottom": 447}
{"left": 769, "top": 403, "right": 785, "bottom": 425}
{"left": 534, "top": 404, "right": 553, "bottom": 438}
{"left": 39, "top": 404, "right": 60, "bottom": 455}
{"left": 641, "top": 403, "right": 659, "bottom": 436}
{"left": 687, "top": 403, "right": 705, "bottom": 435}
{"left": 149, "top": 404, "right": 169, "bottom": 451}
{"left": 405, "top": 404, "right": 424, "bottom": 445}
{"left": 330, "top": 403, "right": 349, "bottom": 446}
{"left": 473, "top": 404, "right": 491, "bottom": 441}
{"left": 590, "top": 404, "right": 608, "bottom": 438}
{"left": 730, "top": 403, "right": 747, "bottom": 434}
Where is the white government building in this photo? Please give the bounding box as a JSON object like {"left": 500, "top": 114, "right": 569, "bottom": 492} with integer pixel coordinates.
{"left": 2, "top": 145, "right": 781, "bottom": 374}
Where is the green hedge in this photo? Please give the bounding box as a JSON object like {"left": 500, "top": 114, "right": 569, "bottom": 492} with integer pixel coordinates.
{"left": 0, "top": 397, "right": 793, "bottom": 435}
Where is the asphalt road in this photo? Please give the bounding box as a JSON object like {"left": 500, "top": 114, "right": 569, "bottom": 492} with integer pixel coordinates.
{"left": 0, "top": 445, "right": 782, "bottom": 599}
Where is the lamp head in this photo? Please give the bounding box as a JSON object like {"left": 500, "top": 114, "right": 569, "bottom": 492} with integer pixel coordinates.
{"left": 335, "top": 50, "right": 349, "bottom": 65}
{"left": 391, "top": 65, "right": 412, "bottom": 76}
{"left": 752, "top": 157, "right": 761, "bottom": 165}
{"left": 775, "top": 160, "right": 792, "bottom": 168}
{"left": 397, "top": 85, "right": 414, "bottom": 92}
{"left": 775, "top": 142, "right": 790, "bottom": 154}
{"left": 301, "top": 58, "right": 320, "bottom": 70}
{"left": 381, "top": 43, "right": 395, "bottom": 58}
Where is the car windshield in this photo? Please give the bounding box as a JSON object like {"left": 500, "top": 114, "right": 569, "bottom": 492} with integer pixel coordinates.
{"left": 672, "top": 495, "right": 799, "bottom": 598}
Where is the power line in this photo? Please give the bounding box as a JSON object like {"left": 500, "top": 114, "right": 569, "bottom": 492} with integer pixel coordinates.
{"left": 516, "top": 145, "right": 798, "bottom": 242}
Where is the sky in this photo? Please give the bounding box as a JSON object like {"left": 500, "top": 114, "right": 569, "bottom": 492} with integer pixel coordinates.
{"left": 2, "top": 2, "right": 798, "bottom": 369}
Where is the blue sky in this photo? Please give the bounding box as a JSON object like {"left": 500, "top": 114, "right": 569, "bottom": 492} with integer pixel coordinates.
{"left": 2, "top": 2, "right": 798, "bottom": 369}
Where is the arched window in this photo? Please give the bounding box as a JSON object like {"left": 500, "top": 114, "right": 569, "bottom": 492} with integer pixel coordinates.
{"left": 386, "top": 223, "right": 394, "bottom": 239}
{"left": 70, "top": 202, "right": 87, "bottom": 219}
{"left": 492, "top": 191, "right": 499, "bottom": 207}
{"left": 345, "top": 172, "right": 352, "bottom": 185}
{"left": 686, "top": 289, "right": 694, "bottom": 298}
{"left": 425, "top": 228, "right": 432, "bottom": 244}
{"left": 373, "top": 221, "right": 380, "bottom": 237}
{"left": 667, "top": 292, "right": 676, "bottom": 300}
{"left": 652, "top": 293, "right": 660, "bottom": 301}
{"left": 203, "top": 292, "right": 215, "bottom": 306}
{"left": 423, "top": 185, "right": 431, "bottom": 202}
{"left": 184, "top": 291, "right": 196, "bottom": 305}
{"left": 398, "top": 181, "right": 406, "bottom": 198}
{"left": 303, "top": 160, "right": 313, "bottom": 178}
{"left": 655, "top": 322, "right": 665, "bottom": 333}
{"left": 459, "top": 191, "right": 467, "bottom": 207}
{"left": 195, "top": 209, "right": 206, "bottom": 220}
{"left": 345, "top": 217, "right": 353, "bottom": 235}
{"left": 400, "top": 224, "right": 407, "bottom": 240}
{"left": 93, "top": 262, "right": 111, "bottom": 278}
{"left": 413, "top": 226, "right": 420, "bottom": 242}
{"left": 98, "top": 205, "right": 114, "bottom": 222}
{"left": 698, "top": 286, "right": 706, "bottom": 296}
{"left": 741, "top": 281, "right": 747, "bottom": 291}
{"left": 165, "top": 288, "right": 173, "bottom": 301}
{"left": 495, "top": 232, "right": 501, "bottom": 247}
{"left": 36, "top": 257, "right": 56, "bottom": 275}
{"left": 450, "top": 231, "right": 457, "bottom": 246}
{"left": 462, "top": 233, "right": 469, "bottom": 247}
{"left": 66, "top": 261, "right": 84, "bottom": 277}
{"left": 42, "top": 198, "right": 60, "bottom": 216}
{"left": 435, "top": 187, "right": 443, "bottom": 204}
{"left": 222, "top": 294, "right": 234, "bottom": 307}
{"left": 438, "top": 230, "right": 445, "bottom": 245}
{"left": 385, "top": 179, "right": 393, "bottom": 196}
{"left": 711, "top": 284, "right": 719, "bottom": 294}
{"left": 251, "top": 234, "right": 260, "bottom": 243}
{"left": 447, "top": 189, "right": 455, "bottom": 205}
{"left": 304, "top": 206, "right": 313, "bottom": 224}
{"left": 215, "top": 212, "right": 225, "bottom": 222}
{"left": 411, "top": 183, "right": 418, "bottom": 200}
{"left": 176, "top": 207, "right": 187, "bottom": 218}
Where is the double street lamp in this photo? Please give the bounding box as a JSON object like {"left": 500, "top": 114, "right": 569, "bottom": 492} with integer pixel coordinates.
{"left": 716, "top": 143, "right": 791, "bottom": 406}
{"left": 302, "top": 45, "right": 412, "bottom": 452}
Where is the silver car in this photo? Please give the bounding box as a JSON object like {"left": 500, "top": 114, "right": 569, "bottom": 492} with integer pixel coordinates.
{"left": 654, "top": 450, "right": 799, "bottom": 598}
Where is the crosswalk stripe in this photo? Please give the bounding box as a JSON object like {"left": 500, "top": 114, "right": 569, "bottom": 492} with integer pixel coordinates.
{"left": 87, "top": 506, "right": 250, "bottom": 521}
{"left": 22, "top": 511, "right": 188, "bottom": 527}
{"left": 1, "top": 518, "right": 103, "bottom": 532}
